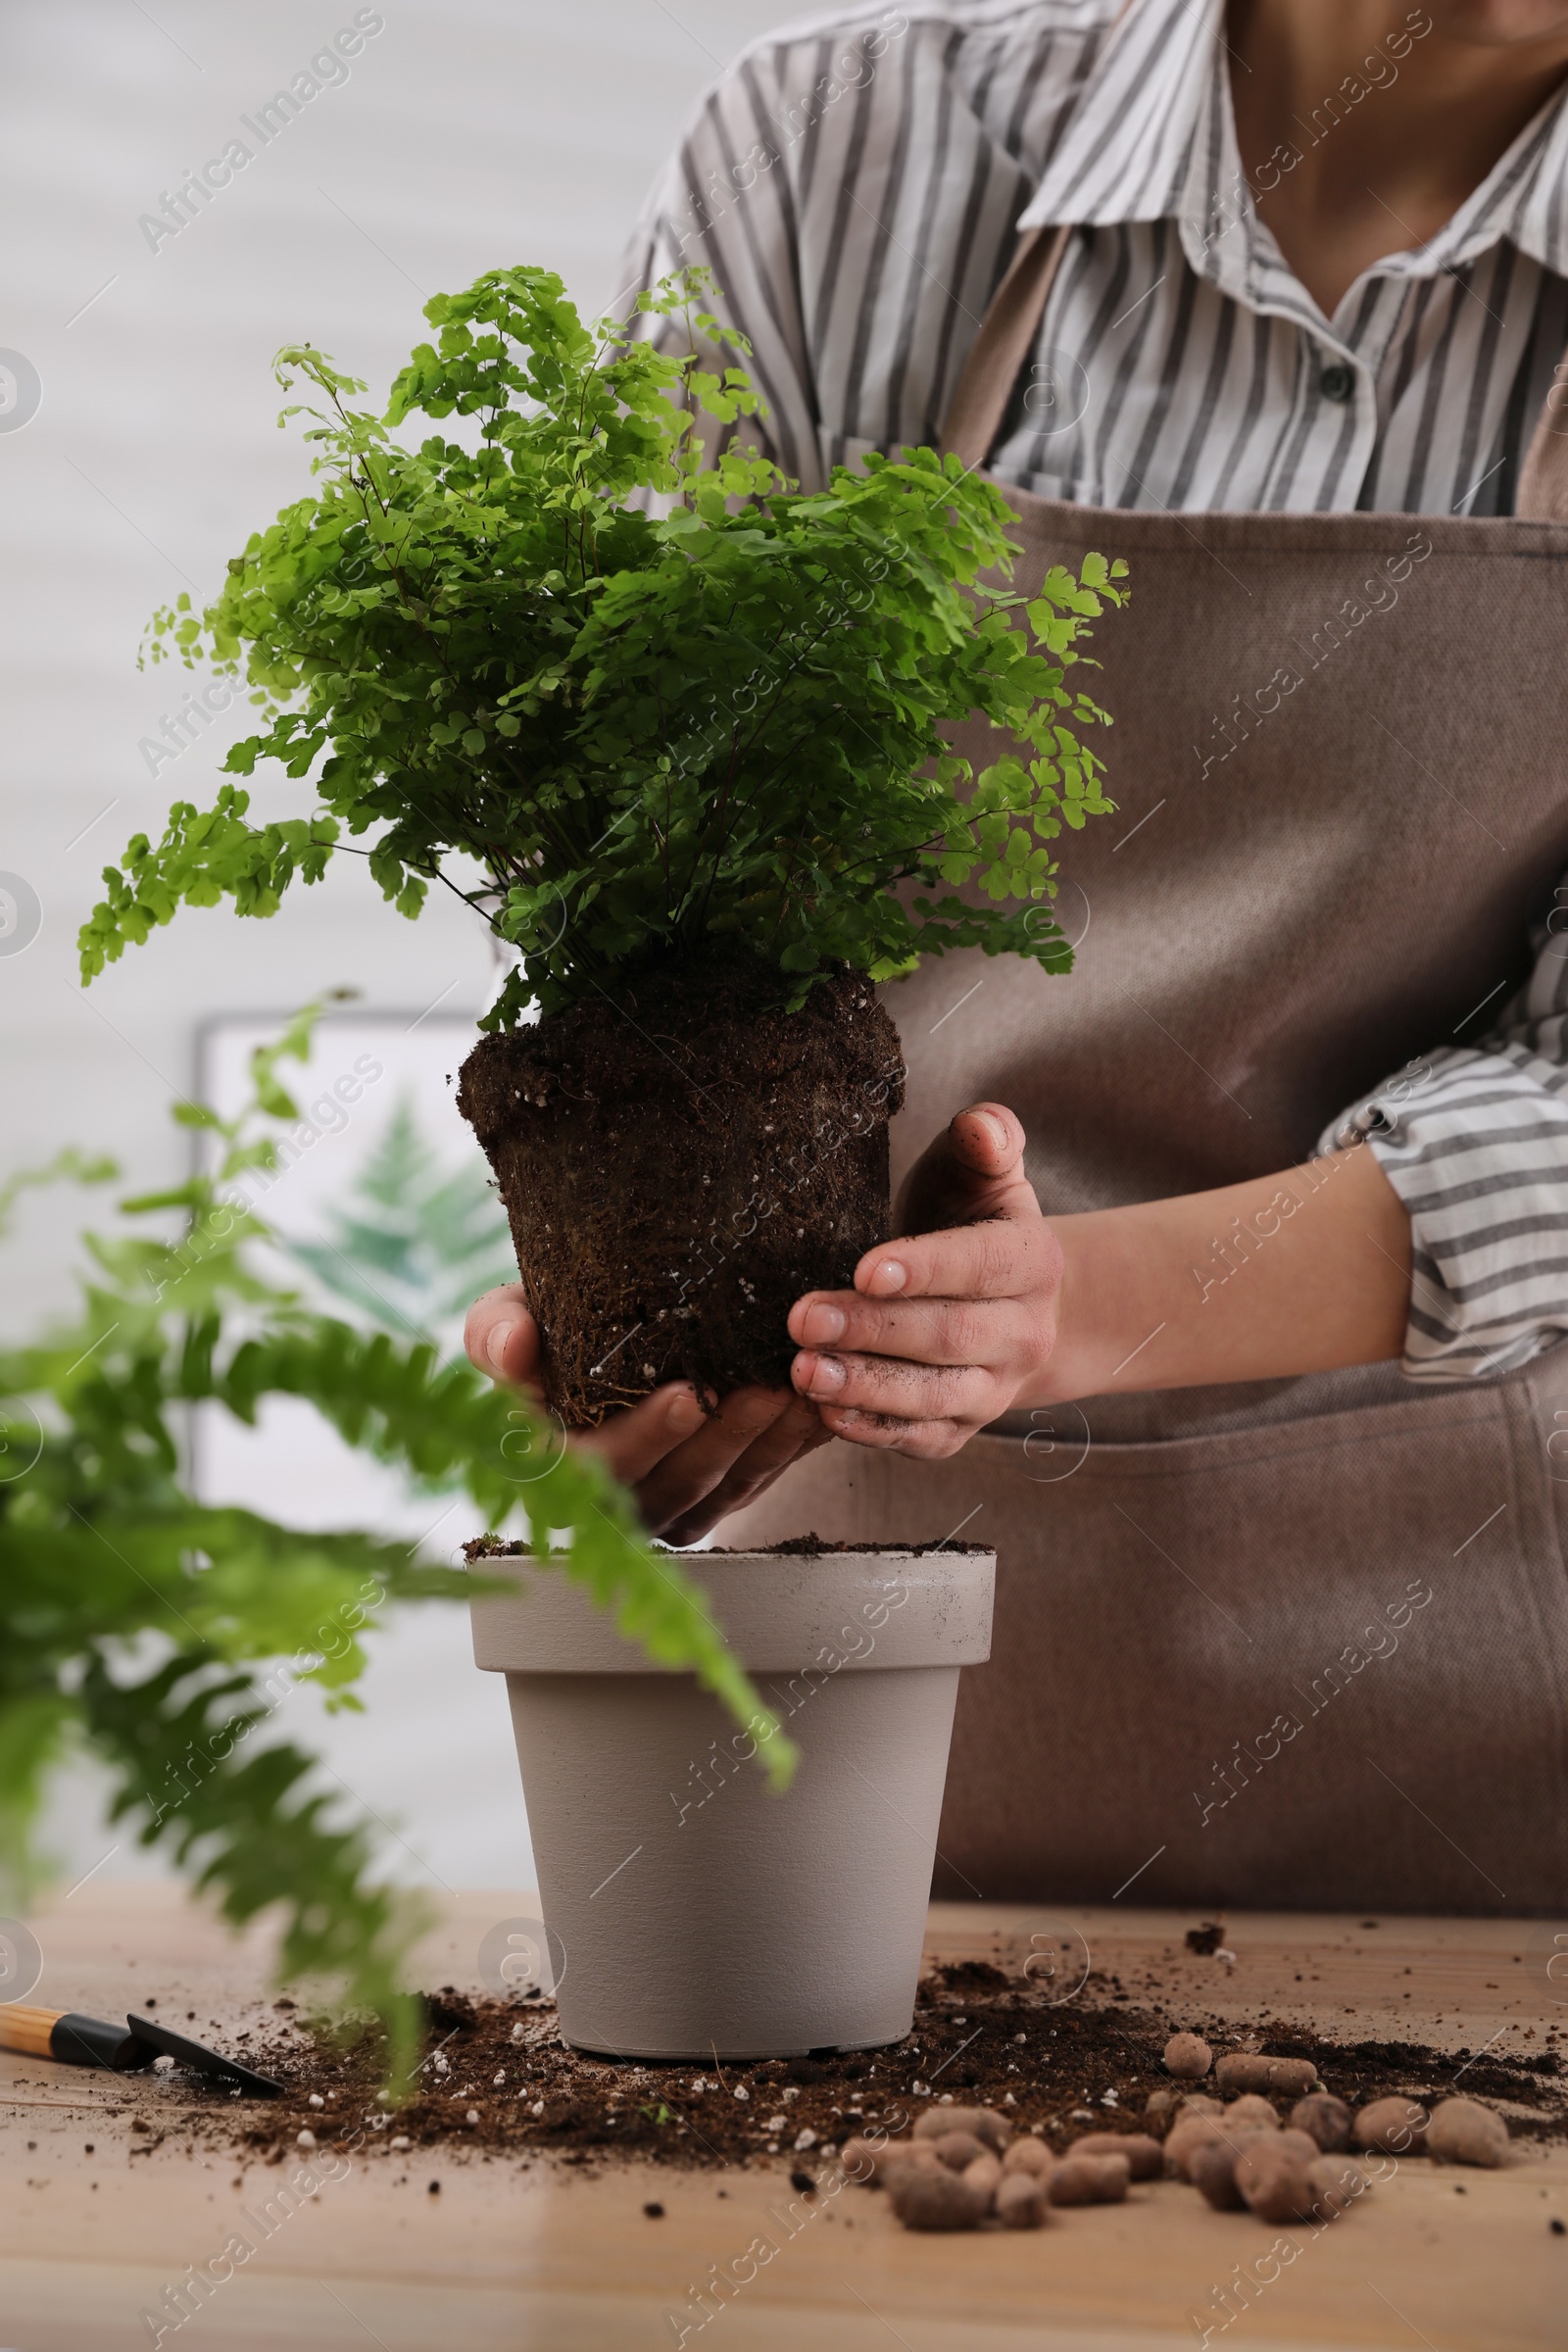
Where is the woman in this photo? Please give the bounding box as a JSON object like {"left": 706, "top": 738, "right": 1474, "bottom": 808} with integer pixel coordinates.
{"left": 468, "top": 0, "right": 1568, "bottom": 1911}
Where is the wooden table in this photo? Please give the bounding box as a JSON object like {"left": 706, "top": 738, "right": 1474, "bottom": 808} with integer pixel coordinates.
{"left": 3, "top": 1887, "right": 1564, "bottom": 2350}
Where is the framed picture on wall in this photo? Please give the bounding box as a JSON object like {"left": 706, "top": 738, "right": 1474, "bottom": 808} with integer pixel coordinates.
{"left": 195, "top": 1007, "right": 516, "bottom": 1371}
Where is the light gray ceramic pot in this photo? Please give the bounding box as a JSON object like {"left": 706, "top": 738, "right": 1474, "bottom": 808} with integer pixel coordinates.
{"left": 469, "top": 1546, "right": 995, "bottom": 2058}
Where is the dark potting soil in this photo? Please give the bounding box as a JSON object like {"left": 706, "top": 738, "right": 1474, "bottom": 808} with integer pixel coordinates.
{"left": 456, "top": 952, "right": 906, "bottom": 1427}
{"left": 712, "top": 1536, "right": 992, "bottom": 1555}
{"left": 165, "top": 1965, "right": 1564, "bottom": 2177}
{"left": 462, "top": 1536, "right": 995, "bottom": 1561}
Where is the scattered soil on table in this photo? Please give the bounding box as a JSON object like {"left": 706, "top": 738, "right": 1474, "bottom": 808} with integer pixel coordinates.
{"left": 147, "top": 1962, "right": 1565, "bottom": 2177}
{"left": 456, "top": 949, "right": 906, "bottom": 1425}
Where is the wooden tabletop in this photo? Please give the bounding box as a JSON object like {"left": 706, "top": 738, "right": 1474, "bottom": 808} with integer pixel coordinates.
{"left": 3, "top": 1886, "right": 1564, "bottom": 2350}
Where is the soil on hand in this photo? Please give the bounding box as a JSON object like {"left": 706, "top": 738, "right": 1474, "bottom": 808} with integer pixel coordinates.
{"left": 172, "top": 1965, "right": 1564, "bottom": 2178}
{"left": 458, "top": 951, "right": 906, "bottom": 1425}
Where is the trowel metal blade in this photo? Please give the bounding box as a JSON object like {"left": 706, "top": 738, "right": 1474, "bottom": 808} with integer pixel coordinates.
{"left": 124, "top": 2014, "right": 284, "bottom": 2097}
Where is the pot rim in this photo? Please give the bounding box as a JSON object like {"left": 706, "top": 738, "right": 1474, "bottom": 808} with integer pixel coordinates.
{"left": 469, "top": 1546, "right": 996, "bottom": 1675}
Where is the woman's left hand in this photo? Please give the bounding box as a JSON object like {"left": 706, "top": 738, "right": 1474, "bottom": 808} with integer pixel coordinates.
{"left": 787, "top": 1102, "right": 1063, "bottom": 1455}
{"left": 789, "top": 1100, "right": 1418, "bottom": 1450}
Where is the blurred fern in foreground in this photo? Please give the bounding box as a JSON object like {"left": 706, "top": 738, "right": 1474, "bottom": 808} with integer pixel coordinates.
{"left": 0, "top": 1003, "right": 792, "bottom": 2082}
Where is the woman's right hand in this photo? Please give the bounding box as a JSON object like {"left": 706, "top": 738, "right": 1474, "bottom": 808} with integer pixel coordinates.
{"left": 463, "top": 1285, "right": 831, "bottom": 1546}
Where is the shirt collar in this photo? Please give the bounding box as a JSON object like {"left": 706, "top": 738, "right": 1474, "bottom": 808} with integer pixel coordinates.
{"left": 1399, "top": 80, "right": 1568, "bottom": 281}
{"left": 1016, "top": 0, "right": 1568, "bottom": 287}
{"left": 1016, "top": 0, "right": 1218, "bottom": 236}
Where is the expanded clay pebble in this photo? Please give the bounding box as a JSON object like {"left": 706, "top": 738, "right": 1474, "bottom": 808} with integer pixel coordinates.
{"left": 1354, "top": 2096, "right": 1429, "bottom": 2155}
{"left": 1185, "top": 2132, "right": 1372, "bottom": 2230}
{"left": 913, "top": 2105, "right": 1010, "bottom": 2153}
{"left": 890, "top": 2156, "right": 994, "bottom": 2231}
{"left": 878, "top": 2144, "right": 945, "bottom": 2191}
{"left": 1175, "top": 2093, "right": 1223, "bottom": 2121}
{"left": 1426, "top": 2097, "right": 1510, "bottom": 2168}
{"left": 995, "top": 2171, "right": 1049, "bottom": 2230}
{"left": 1290, "top": 2092, "right": 1352, "bottom": 2152}
{"left": 930, "top": 2130, "right": 990, "bottom": 2171}
{"left": 1191, "top": 2137, "right": 1249, "bottom": 2211}
{"left": 1214, "top": 2054, "right": 1319, "bottom": 2098}
{"left": 1066, "top": 2132, "right": 1163, "bottom": 2181}
{"left": 1163, "top": 2033, "right": 1212, "bottom": 2080}
{"left": 1163, "top": 2115, "right": 1233, "bottom": 2179}
{"left": 1236, "top": 2134, "right": 1318, "bottom": 2225}
{"left": 1049, "top": 2153, "right": 1130, "bottom": 2206}
{"left": 1224, "top": 2094, "right": 1282, "bottom": 2130}
{"left": 1001, "top": 2137, "right": 1054, "bottom": 2180}
{"left": 1169, "top": 2112, "right": 1280, "bottom": 2182}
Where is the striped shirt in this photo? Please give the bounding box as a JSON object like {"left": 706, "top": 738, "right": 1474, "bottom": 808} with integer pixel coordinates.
{"left": 623, "top": 0, "right": 1568, "bottom": 1383}
{"left": 1325, "top": 913, "right": 1568, "bottom": 1383}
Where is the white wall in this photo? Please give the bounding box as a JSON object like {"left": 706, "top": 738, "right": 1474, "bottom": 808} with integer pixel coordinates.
{"left": 1, "top": 0, "right": 793, "bottom": 1891}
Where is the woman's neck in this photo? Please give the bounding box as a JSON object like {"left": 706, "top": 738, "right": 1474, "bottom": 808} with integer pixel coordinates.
{"left": 1226, "top": 0, "right": 1568, "bottom": 316}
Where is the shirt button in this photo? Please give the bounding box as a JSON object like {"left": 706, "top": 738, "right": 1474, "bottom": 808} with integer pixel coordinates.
{"left": 1319, "top": 362, "right": 1355, "bottom": 403}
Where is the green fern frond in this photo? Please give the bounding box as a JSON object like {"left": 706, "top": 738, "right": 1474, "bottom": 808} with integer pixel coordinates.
{"left": 0, "top": 1007, "right": 794, "bottom": 2086}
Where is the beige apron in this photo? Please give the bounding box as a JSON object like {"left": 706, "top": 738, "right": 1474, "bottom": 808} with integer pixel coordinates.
{"left": 725, "top": 223, "right": 1568, "bottom": 1915}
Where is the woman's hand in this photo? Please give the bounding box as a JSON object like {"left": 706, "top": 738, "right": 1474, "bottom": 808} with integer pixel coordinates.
{"left": 466, "top": 1089, "right": 1415, "bottom": 1507}
{"left": 787, "top": 1103, "right": 1064, "bottom": 1455}
{"left": 786, "top": 1102, "right": 1416, "bottom": 1450}
{"left": 463, "top": 1286, "right": 830, "bottom": 1545}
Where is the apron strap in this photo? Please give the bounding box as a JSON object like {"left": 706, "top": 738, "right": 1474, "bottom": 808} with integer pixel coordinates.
{"left": 939, "top": 0, "right": 1138, "bottom": 469}
{"left": 939, "top": 222, "right": 1072, "bottom": 471}
{"left": 1517, "top": 352, "right": 1568, "bottom": 523}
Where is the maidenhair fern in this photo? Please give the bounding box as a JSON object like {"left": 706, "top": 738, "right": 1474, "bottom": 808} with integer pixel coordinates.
{"left": 79, "top": 265, "right": 1123, "bottom": 1024}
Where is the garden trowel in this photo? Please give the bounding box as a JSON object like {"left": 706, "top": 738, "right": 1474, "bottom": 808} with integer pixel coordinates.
{"left": 0, "top": 2000, "right": 282, "bottom": 2095}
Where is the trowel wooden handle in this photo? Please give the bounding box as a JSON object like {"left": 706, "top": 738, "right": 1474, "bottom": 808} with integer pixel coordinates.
{"left": 0, "top": 2002, "right": 61, "bottom": 2056}
{"left": 0, "top": 2002, "right": 140, "bottom": 2068}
